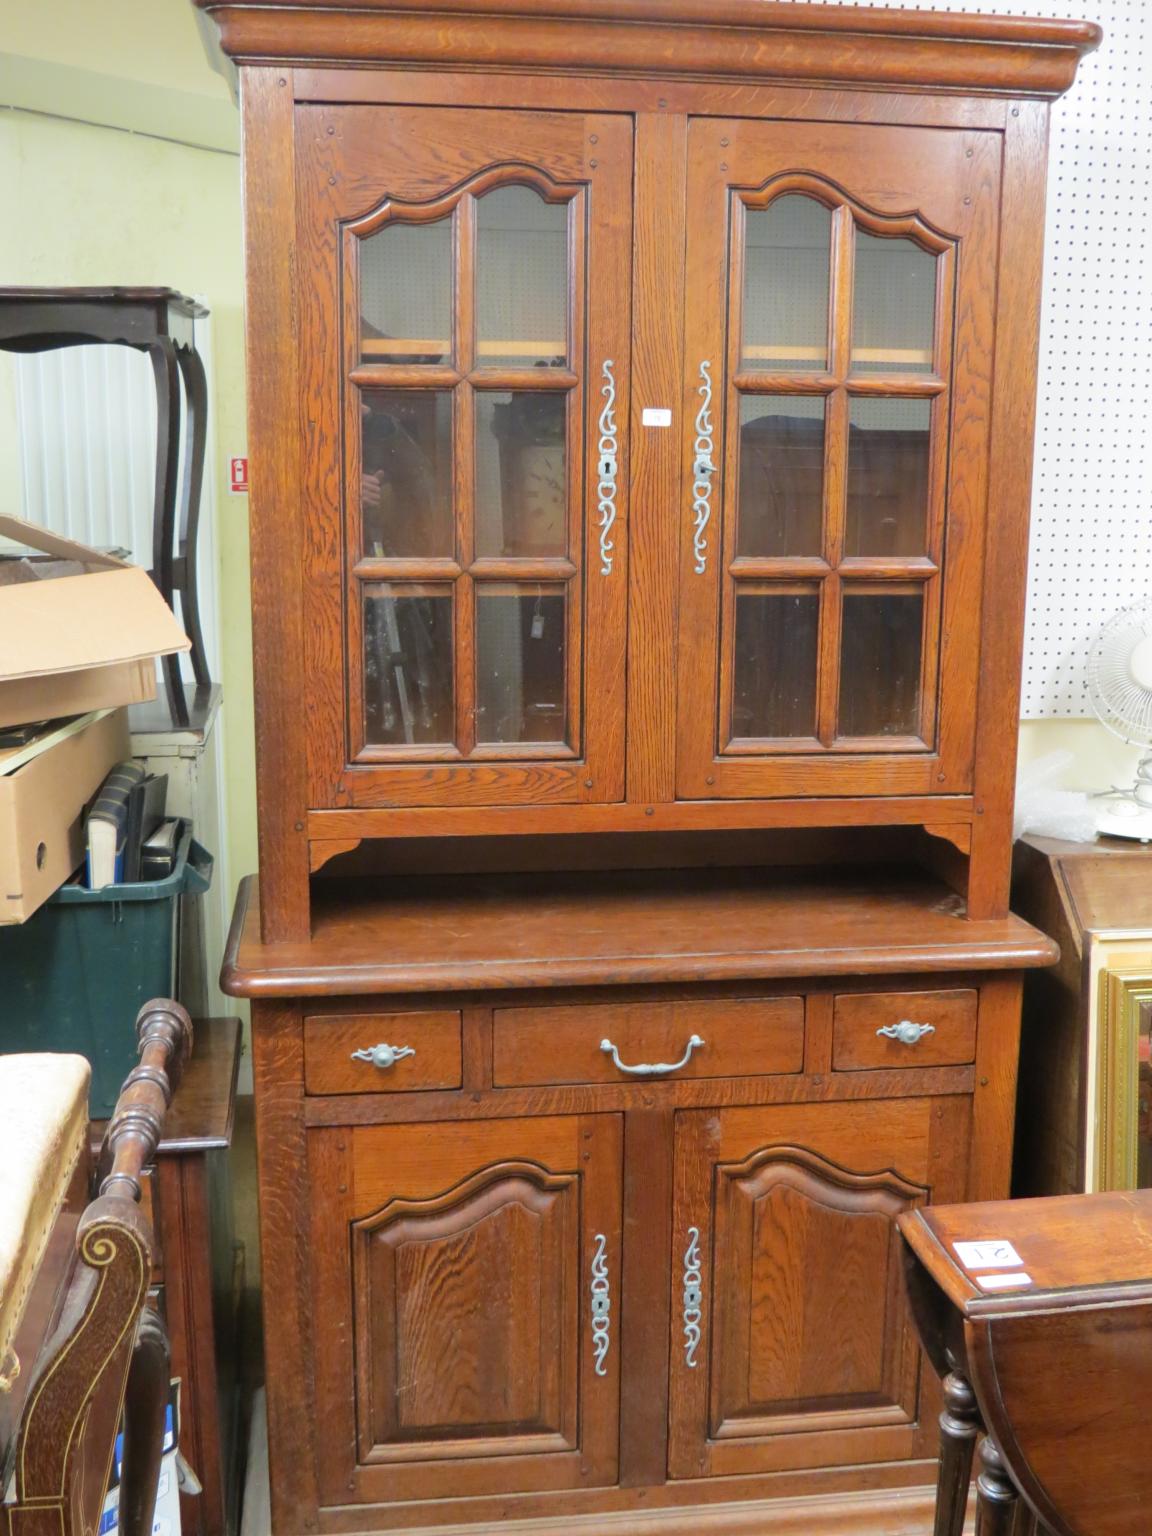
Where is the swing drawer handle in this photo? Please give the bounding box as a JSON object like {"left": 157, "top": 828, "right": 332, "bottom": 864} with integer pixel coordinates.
{"left": 600, "top": 1034, "right": 705, "bottom": 1077}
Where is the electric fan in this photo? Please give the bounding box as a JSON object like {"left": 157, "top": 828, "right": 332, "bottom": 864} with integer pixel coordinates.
{"left": 1087, "top": 597, "right": 1152, "bottom": 840}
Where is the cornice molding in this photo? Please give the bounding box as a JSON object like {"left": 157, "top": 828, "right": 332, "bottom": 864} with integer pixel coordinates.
{"left": 192, "top": 0, "right": 1100, "bottom": 101}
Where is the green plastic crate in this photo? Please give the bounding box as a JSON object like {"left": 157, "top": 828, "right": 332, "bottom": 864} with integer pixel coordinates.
{"left": 0, "top": 825, "right": 212, "bottom": 1115}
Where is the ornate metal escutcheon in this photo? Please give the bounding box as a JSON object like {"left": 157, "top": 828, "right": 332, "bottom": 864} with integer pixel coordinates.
{"left": 590, "top": 1232, "right": 611, "bottom": 1376}
{"left": 875, "top": 1021, "right": 936, "bottom": 1045}
{"left": 682, "top": 1226, "right": 703, "bottom": 1368}
{"left": 597, "top": 358, "right": 619, "bottom": 575}
{"left": 691, "top": 359, "right": 716, "bottom": 574}
{"left": 350, "top": 1042, "right": 416, "bottom": 1070}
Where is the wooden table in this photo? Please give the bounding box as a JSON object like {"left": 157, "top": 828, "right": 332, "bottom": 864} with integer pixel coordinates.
{"left": 900, "top": 1189, "right": 1152, "bottom": 1536}
{"left": 92, "top": 1016, "right": 242, "bottom": 1536}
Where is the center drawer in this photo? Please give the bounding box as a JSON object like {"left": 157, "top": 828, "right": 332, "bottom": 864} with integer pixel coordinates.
{"left": 493, "top": 998, "right": 804, "bottom": 1087}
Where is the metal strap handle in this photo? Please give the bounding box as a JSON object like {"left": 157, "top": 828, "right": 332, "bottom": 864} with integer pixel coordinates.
{"left": 683, "top": 1227, "right": 703, "bottom": 1369}
{"left": 600, "top": 1033, "right": 705, "bottom": 1077}
{"left": 597, "top": 358, "right": 619, "bottom": 575}
{"left": 590, "top": 1233, "right": 611, "bottom": 1376}
{"left": 691, "top": 359, "right": 716, "bottom": 574}
{"left": 876, "top": 1021, "right": 936, "bottom": 1045}
{"left": 351, "top": 1042, "right": 416, "bottom": 1070}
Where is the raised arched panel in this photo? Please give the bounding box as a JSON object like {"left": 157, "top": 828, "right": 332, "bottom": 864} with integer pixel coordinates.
{"left": 711, "top": 1146, "right": 928, "bottom": 1436}
{"left": 353, "top": 1162, "right": 579, "bottom": 1460}
{"left": 668, "top": 1098, "right": 967, "bottom": 1481}
{"left": 313, "top": 1114, "right": 623, "bottom": 1505}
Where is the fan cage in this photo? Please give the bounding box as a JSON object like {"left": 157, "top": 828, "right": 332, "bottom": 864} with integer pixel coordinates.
{"left": 1087, "top": 598, "right": 1152, "bottom": 747}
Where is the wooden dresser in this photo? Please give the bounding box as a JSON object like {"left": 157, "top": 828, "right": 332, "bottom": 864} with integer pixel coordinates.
{"left": 1013, "top": 836, "right": 1152, "bottom": 1197}
{"left": 192, "top": 4, "right": 1098, "bottom": 1533}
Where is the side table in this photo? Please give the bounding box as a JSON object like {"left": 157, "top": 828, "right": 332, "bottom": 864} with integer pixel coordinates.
{"left": 900, "top": 1188, "right": 1152, "bottom": 1536}
{"left": 92, "top": 1016, "right": 243, "bottom": 1536}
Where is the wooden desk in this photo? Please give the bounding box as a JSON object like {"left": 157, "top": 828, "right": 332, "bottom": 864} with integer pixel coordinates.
{"left": 900, "top": 1189, "right": 1152, "bottom": 1536}
{"left": 92, "top": 1017, "right": 242, "bottom": 1536}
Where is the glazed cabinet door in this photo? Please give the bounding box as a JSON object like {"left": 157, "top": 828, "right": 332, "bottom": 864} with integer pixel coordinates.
{"left": 676, "top": 119, "right": 1000, "bottom": 800}
{"left": 298, "top": 107, "right": 632, "bottom": 809}
{"left": 667, "top": 1097, "right": 968, "bottom": 1478}
{"left": 309, "top": 1114, "right": 623, "bottom": 1504}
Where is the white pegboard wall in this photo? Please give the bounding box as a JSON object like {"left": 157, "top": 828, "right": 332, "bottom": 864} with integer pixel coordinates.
{"left": 771, "top": 0, "right": 1151, "bottom": 717}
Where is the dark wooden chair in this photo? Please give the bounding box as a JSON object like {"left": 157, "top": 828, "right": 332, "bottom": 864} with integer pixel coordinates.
{"left": 901, "top": 1188, "right": 1152, "bottom": 1536}
{"left": 1, "top": 1000, "right": 193, "bottom": 1536}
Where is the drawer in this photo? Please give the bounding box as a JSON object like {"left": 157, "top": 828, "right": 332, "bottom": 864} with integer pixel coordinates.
{"left": 493, "top": 998, "right": 804, "bottom": 1087}
{"left": 304, "top": 1011, "right": 463, "bottom": 1094}
{"left": 832, "top": 990, "right": 977, "bottom": 1071}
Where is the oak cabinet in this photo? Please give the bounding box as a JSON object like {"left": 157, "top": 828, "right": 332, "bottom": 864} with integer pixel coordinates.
{"left": 668, "top": 1099, "right": 968, "bottom": 1480}
{"left": 198, "top": 2, "right": 1095, "bottom": 1532}
{"left": 191, "top": 0, "right": 1098, "bottom": 940}
{"left": 297, "top": 105, "right": 992, "bottom": 819}
{"left": 309, "top": 1114, "right": 624, "bottom": 1504}
{"left": 299, "top": 105, "right": 633, "bottom": 813}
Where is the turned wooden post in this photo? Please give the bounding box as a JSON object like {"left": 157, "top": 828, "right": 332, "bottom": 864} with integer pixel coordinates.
{"left": 934, "top": 1369, "right": 982, "bottom": 1536}
{"left": 98, "top": 999, "right": 194, "bottom": 1200}
{"left": 974, "top": 1435, "right": 1021, "bottom": 1536}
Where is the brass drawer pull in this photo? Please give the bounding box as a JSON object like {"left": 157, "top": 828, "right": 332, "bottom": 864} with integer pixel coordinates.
{"left": 876, "top": 1021, "right": 936, "bottom": 1045}
{"left": 350, "top": 1042, "right": 416, "bottom": 1070}
{"left": 599, "top": 1033, "right": 705, "bottom": 1076}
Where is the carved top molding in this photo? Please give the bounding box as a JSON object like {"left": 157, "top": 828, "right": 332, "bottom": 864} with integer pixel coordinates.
{"left": 193, "top": 0, "right": 1100, "bottom": 102}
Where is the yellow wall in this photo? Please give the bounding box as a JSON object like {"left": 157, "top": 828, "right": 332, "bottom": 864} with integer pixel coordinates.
{"left": 0, "top": 102, "right": 258, "bottom": 942}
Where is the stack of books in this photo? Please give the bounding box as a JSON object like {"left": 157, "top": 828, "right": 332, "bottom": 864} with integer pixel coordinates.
{"left": 84, "top": 762, "right": 176, "bottom": 887}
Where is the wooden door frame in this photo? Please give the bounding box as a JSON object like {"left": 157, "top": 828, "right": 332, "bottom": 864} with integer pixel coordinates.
{"left": 673, "top": 116, "right": 1000, "bottom": 804}
{"left": 295, "top": 103, "right": 633, "bottom": 814}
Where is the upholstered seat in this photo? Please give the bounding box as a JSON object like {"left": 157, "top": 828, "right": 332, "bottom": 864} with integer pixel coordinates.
{"left": 0, "top": 1053, "right": 90, "bottom": 1380}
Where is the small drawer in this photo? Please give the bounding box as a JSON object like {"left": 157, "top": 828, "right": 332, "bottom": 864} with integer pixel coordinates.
{"left": 832, "top": 989, "right": 977, "bottom": 1071}
{"left": 304, "top": 1011, "right": 463, "bottom": 1095}
{"left": 493, "top": 997, "right": 804, "bottom": 1087}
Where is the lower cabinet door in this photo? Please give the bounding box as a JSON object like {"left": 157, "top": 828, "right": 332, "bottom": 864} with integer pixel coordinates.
{"left": 309, "top": 1114, "right": 623, "bottom": 1505}
{"left": 667, "top": 1098, "right": 968, "bottom": 1479}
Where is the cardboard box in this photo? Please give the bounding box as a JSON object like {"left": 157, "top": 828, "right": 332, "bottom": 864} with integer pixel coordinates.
{"left": 0, "top": 708, "right": 130, "bottom": 924}
{"left": 0, "top": 515, "right": 190, "bottom": 729}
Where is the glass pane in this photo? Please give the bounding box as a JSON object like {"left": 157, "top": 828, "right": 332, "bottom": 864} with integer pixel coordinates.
{"left": 476, "top": 586, "right": 567, "bottom": 745}
{"left": 838, "top": 590, "right": 923, "bottom": 737}
{"left": 475, "top": 392, "right": 566, "bottom": 558}
{"left": 731, "top": 589, "right": 820, "bottom": 740}
{"left": 476, "top": 186, "right": 568, "bottom": 368}
{"left": 742, "top": 195, "right": 831, "bottom": 373}
{"left": 361, "top": 390, "right": 453, "bottom": 559}
{"left": 845, "top": 398, "right": 931, "bottom": 557}
{"left": 851, "top": 230, "right": 936, "bottom": 374}
{"left": 737, "top": 397, "right": 825, "bottom": 558}
{"left": 363, "top": 583, "right": 454, "bottom": 746}
{"left": 360, "top": 216, "right": 452, "bottom": 365}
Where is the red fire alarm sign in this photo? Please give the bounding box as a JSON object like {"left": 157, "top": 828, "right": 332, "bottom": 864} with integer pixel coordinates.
{"left": 229, "top": 456, "right": 249, "bottom": 494}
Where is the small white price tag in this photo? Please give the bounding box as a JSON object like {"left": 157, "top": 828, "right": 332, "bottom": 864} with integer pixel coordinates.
{"left": 642, "top": 407, "right": 672, "bottom": 427}
{"left": 976, "top": 1272, "right": 1033, "bottom": 1291}
{"left": 953, "top": 1240, "right": 1024, "bottom": 1270}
